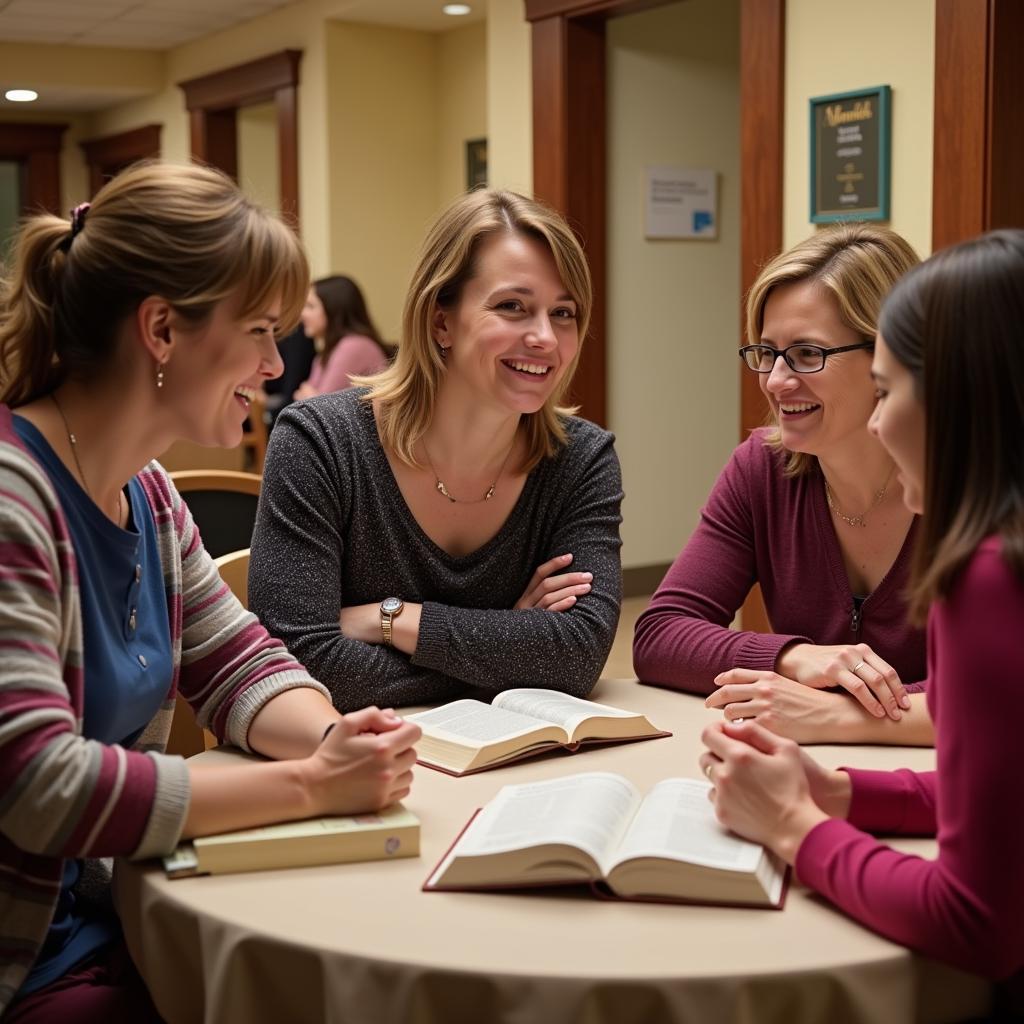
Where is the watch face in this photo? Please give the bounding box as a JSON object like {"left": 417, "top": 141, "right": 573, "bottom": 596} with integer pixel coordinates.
{"left": 381, "top": 597, "right": 403, "bottom": 614}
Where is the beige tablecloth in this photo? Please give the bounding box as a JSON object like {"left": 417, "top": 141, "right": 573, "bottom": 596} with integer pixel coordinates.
{"left": 115, "top": 681, "right": 991, "bottom": 1024}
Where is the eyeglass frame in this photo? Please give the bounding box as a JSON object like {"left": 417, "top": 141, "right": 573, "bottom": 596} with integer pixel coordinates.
{"left": 737, "top": 341, "right": 875, "bottom": 374}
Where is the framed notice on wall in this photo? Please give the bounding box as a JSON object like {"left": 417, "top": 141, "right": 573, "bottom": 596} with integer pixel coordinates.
{"left": 809, "top": 85, "right": 890, "bottom": 223}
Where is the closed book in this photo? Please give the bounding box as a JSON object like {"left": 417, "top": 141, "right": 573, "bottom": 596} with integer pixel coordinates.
{"left": 163, "top": 803, "right": 419, "bottom": 878}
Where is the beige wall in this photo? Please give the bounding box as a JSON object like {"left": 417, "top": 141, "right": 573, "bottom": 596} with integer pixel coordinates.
{"left": 324, "top": 20, "right": 440, "bottom": 342}
{"left": 486, "top": 0, "right": 532, "bottom": 195}
{"left": 438, "top": 21, "right": 487, "bottom": 205}
{"left": 237, "top": 102, "right": 280, "bottom": 215}
{"left": 607, "top": 0, "right": 740, "bottom": 570}
{"left": 784, "top": 0, "right": 935, "bottom": 257}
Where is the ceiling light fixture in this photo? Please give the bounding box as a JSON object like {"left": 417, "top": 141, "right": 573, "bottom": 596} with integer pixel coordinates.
{"left": 443, "top": 4, "right": 472, "bottom": 14}
{"left": 5, "top": 89, "right": 39, "bottom": 103}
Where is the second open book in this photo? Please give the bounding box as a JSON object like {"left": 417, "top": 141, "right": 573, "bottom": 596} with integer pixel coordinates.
{"left": 405, "top": 689, "right": 669, "bottom": 775}
{"left": 424, "top": 772, "right": 787, "bottom": 908}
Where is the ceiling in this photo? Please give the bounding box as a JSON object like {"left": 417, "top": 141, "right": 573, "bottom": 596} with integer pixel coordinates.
{"left": 0, "top": 0, "right": 485, "bottom": 50}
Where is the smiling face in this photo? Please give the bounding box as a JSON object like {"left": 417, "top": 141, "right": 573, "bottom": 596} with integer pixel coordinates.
{"left": 164, "top": 293, "right": 284, "bottom": 449}
{"left": 869, "top": 333, "right": 926, "bottom": 514}
{"left": 432, "top": 231, "right": 580, "bottom": 416}
{"left": 300, "top": 287, "right": 327, "bottom": 342}
{"left": 759, "top": 279, "right": 877, "bottom": 459}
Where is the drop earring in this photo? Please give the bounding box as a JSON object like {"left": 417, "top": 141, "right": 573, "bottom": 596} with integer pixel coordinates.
{"left": 156, "top": 361, "right": 165, "bottom": 388}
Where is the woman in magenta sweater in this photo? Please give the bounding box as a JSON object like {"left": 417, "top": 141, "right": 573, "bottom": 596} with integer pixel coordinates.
{"left": 0, "top": 164, "right": 419, "bottom": 1021}
{"left": 294, "top": 275, "right": 390, "bottom": 399}
{"left": 633, "top": 224, "right": 933, "bottom": 744}
{"left": 700, "top": 229, "right": 1024, "bottom": 985}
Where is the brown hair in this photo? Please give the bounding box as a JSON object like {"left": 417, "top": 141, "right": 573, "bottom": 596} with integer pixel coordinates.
{"left": 745, "top": 223, "right": 919, "bottom": 475}
{"left": 0, "top": 161, "right": 308, "bottom": 406}
{"left": 311, "top": 274, "right": 390, "bottom": 364}
{"left": 354, "top": 188, "right": 592, "bottom": 472}
{"left": 879, "top": 229, "right": 1024, "bottom": 623}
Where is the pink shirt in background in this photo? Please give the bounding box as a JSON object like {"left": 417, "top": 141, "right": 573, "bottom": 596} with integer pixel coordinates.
{"left": 303, "top": 334, "right": 388, "bottom": 395}
{"left": 797, "top": 537, "right": 1024, "bottom": 980}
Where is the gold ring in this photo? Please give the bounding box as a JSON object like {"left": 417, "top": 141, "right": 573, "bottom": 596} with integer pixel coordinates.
{"left": 704, "top": 763, "right": 713, "bottom": 780}
{"left": 851, "top": 660, "right": 866, "bottom": 674}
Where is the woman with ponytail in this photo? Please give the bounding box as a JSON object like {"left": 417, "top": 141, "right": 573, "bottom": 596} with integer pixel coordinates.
{"left": 0, "top": 163, "right": 419, "bottom": 1021}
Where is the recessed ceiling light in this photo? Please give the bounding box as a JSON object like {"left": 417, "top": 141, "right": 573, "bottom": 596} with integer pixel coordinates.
{"left": 443, "top": 4, "right": 472, "bottom": 14}
{"left": 5, "top": 89, "right": 38, "bottom": 103}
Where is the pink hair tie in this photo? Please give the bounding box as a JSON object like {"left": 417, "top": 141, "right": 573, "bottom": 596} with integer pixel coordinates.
{"left": 69, "top": 202, "right": 90, "bottom": 239}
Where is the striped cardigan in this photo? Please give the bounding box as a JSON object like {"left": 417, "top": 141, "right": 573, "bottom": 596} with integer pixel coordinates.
{"left": 0, "top": 407, "right": 328, "bottom": 1012}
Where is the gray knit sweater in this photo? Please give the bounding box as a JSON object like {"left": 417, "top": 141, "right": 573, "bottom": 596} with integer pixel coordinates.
{"left": 249, "top": 388, "right": 623, "bottom": 712}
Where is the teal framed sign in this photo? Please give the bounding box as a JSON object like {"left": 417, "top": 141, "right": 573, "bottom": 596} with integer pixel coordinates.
{"left": 810, "top": 85, "right": 890, "bottom": 223}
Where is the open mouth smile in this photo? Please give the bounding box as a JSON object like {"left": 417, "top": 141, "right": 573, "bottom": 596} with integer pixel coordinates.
{"left": 501, "top": 359, "right": 552, "bottom": 378}
{"left": 234, "top": 386, "right": 257, "bottom": 410}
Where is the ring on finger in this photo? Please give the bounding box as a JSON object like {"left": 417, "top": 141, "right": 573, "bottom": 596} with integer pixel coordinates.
{"left": 851, "top": 660, "right": 866, "bottom": 675}
{"left": 704, "top": 763, "right": 713, "bottom": 781}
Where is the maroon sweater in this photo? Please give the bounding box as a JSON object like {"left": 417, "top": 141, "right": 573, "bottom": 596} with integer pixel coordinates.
{"left": 633, "top": 429, "right": 926, "bottom": 694}
{"left": 797, "top": 538, "right": 1024, "bottom": 979}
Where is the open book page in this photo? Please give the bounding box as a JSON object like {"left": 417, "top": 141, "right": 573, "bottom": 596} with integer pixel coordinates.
{"left": 408, "top": 699, "right": 566, "bottom": 744}
{"left": 433, "top": 773, "right": 641, "bottom": 877}
{"left": 491, "top": 689, "right": 640, "bottom": 736}
{"left": 605, "top": 778, "right": 764, "bottom": 876}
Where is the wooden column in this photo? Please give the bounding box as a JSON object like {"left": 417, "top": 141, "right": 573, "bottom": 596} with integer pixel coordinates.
{"left": 531, "top": 13, "right": 608, "bottom": 427}
{"left": 932, "top": 0, "right": 1024, "bottom": 251}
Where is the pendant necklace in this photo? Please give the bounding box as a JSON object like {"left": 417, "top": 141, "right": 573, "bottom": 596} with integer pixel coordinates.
{"left": 824, "top": 464, "right": 895, "bottom": 528}
{"left": 423, "top": 434, "right": 517, "bottom": 504}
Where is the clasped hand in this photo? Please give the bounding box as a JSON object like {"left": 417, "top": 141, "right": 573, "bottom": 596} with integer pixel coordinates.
{"left": 305, "top": 707, "right": 421, "bottom": 816}
{"left": 698, "top": 720, "right": 850, "bottom": 863}
{"left": 515, "top": 553, "right": 592, "bottom": 611}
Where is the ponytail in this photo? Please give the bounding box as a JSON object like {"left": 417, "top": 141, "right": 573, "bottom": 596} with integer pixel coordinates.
{"left": 0, "top": 213, "right": 72, "bottom": 406}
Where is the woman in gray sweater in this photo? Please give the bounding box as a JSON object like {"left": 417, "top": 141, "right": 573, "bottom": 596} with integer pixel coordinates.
{"left": 249, "top": 190, "right": 623, "bottom": 712}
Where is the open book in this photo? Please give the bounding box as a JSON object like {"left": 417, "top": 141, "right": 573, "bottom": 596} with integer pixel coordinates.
{"left": 163, "top": 803, "right": 419, "bottom": 878}
{"left": 405, "top": 689, "right": 669, "bottom": 775}
{"left": 424, "top": 773, "right": 786, "bottom": 908}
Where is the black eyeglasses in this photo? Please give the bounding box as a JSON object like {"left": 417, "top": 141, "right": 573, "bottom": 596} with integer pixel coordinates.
{"left": 738, "top": 342, "right": 874, "bottom": 374}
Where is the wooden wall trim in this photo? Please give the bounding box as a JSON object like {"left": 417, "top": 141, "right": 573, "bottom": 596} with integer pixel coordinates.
{"left": 526, "top": 0, "right": 670, "bottom": 20}
{"left": 177, "top": 50, "right": 302, "bottom": 231}
{"left": 932, "top": 0, "right": 1024, "bottom": 251}
{"left": 531, "top": 14, "right": 608, "bottom": 426}
{"left": 178, "top": 49, "right": 301, "bottom": 112}
{"left": 0, "top": 122, "right": 67, "bottom": 214}
{"left": 80, "top": 124, "right": 161, "bottom": 167}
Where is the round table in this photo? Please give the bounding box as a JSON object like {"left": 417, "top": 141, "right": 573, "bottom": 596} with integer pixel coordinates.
{"left": 115, "top": 682, "right": 991, "bottom": 1024}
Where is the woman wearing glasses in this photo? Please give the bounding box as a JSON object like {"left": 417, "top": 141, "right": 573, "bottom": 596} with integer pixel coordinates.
{"left": 634, "top": 224, "right": 932, "bottom": 744}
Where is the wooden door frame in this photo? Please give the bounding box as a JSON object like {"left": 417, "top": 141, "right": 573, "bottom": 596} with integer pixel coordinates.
{"left": 524, "top": 0, "right": 784, "bottom": 441}
{"left": 178, "top": 49, "right": 302, "bottom": 231}
{"left": 0, "top": 122, "right": 68, "bottom": 215}
{"left": 79, "top": 124, "right": 161, "bottom": 197}
{"left": 932, "top": 0, "right": 1024, "bottom": 249}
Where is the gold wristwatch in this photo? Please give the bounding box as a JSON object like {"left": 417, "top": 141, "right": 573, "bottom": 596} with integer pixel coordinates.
{"left": 379, "top": 597, "right": 404, "bottom": 646}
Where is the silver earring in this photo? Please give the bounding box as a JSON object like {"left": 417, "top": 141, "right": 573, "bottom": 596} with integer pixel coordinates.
{"left": 156, "top": 362, "right": 165, "bottom": 388}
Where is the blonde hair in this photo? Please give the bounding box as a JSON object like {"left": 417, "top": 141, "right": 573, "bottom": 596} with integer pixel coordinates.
{"left": 0, "top": 161, "right": 308, "bottom": 406}
{"left": 355, "top": 189, "right": 592, "bottom": 472}
{"left": 745, "top": 223, "right": 919, "bottom": 475}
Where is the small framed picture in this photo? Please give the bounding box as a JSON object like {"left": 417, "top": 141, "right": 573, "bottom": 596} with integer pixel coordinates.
{"left": 809, "top": 85, "right": 891, "bottom": 223}
{"left": 465, "top": 138, "right": 487, "bottom": 191}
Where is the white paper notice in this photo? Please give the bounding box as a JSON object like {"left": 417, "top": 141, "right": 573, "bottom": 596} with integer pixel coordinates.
{"left": 645, "top": 166, "right": 718, "bottom": 240}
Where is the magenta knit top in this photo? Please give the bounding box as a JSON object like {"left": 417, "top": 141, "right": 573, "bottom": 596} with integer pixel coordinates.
{"left": 633, "top": 429, "right": 926, "bottom": 694}
{"left": 797, "top": 537, "right": 1024, "bottom": 979}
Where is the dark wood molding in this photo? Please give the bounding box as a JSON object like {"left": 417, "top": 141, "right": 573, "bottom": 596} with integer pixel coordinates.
{"left": 178, "top": 49, "right": 301, "bottom": 113}
{"left": 79, "top": 124, "right": 161, "bottom": 196}
{"left": 736, "top": 0, "right": 785, "bottom": 634}
{"left": 0, "top": 121, "right": 67, "bottom": 214}
{"left": 526, "top": 0, "right": 668, "bottom": 20}
{"left": 932, "top": 0, "right": 1024, "bottom": 251}
{"left": 177, "top": 50, "right": 302, "bottom": 230}
{"left": 530, "top": 13, "right": 608, "bottom": 426}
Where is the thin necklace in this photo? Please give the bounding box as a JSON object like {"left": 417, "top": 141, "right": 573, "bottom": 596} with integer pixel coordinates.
{"left": 50, "top": 393, "right": 124, "bottom": 525}
{"left": 824, "top": 464, "right": 895, "bottom": 528}
{"left": 423, "top": 433, "right": 517, "bottom": 504}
